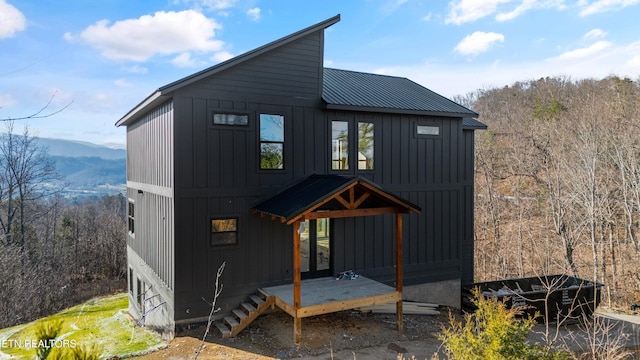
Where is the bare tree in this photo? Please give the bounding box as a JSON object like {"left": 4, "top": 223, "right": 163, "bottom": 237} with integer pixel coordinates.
{"left": 0, "top": 122, "right": 60, "bottom": 252}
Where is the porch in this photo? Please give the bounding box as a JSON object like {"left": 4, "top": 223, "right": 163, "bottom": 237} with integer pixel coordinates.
{"left": 261, "top": 276, "right": 401, "bottom": 319}
{"left": 251, "top": 174, "right": 421, "bottom": 343}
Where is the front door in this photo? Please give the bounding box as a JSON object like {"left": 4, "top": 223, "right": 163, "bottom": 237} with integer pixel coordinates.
{"left": 300, "top": 218, "right": 332, "bottom": 279}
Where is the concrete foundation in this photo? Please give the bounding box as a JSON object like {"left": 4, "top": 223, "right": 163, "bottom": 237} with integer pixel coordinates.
{"left": 403, "top": 279, "right": 461, "bottom": 308}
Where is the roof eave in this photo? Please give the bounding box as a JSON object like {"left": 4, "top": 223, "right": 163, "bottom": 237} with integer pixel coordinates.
{"left": 324, "top": 103, "right": 478, "bottom": 118}
{"left": 115, "top": 91, "right": 168, "bottom": 127}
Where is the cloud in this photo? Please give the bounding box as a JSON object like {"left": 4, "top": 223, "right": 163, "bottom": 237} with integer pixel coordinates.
{"left": 174, "top": 0, "right": 239, "bottom": 11}
{"left": 172, "top": 52, "right": 199, "bottom": 67}
{"left": 446, "top": 0, "right": 510, "bottom": 25}
{"left": 122, "top": 65, "right": 148, "bottom": 74}
{"left": 211, "top": 51, "right": 234, "bottom": 63}
{"left": 579, "top": 0, "right": 640, "bottom": 16}
{"left": 70, "top": 10, "right": 224, "bottom": 62}
{"left": 380, "top": 0, "right": 409, "bottom": 15}
{"left": 495, "top": 0, "right": 537, "bottom": 21}
{"left": 554, "top": 40, "right": 612, "bottom": 60}
{"left": 247, "top": 7, "right": 261, "bottom": 21}
{"left": 0, "top": 93, "right": 16, "bottom": 108}
{"left": 454, "top": 31, "right": 505, "bottom": 56}
{"left": 584, "top": 28, "right": 606, "bottom": 40}
{"left": 422, "top": 12, "right": 433, "bottom": 21}
{"left": 0, "top": 0, "right": 26, "bottom": 40}
{"left": 446, "top": 0, "right": 567, "bottom": 24}
{"left": 114, "top": 78, "right": 132, "bottom": 87}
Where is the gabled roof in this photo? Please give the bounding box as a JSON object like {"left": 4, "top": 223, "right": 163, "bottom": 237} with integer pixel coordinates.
{"left": 252, "top": 174, "right": 421, "bottom": 225}
{"left": 116, "top": 14, "right": 341, "bottom": 127}
{"left": 323, "top": 68, "right": 478, "bottom": 118}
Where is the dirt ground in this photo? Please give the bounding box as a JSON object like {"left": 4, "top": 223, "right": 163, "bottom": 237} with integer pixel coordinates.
{"left": 131, "top": 308, "right": 451, "bottom": 359}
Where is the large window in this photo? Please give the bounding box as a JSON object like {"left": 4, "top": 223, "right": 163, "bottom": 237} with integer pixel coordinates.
{"left": 358, "top": 122, "right": 374, "bottom": 170}
{"left": 332, "top": 121, "right": 375, "bottom": 170}
{"left": 260, "top": 114, "right": 284, "bottom": 169}
{"left": 331, "top": 121, "right": 349, "bottom": 170}
{"left": 211, "top": 218, "right": 238, "bottom": 246}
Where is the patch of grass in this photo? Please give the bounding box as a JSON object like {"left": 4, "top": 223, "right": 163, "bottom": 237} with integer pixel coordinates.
{"left": 0, "top": 293, "right": 165, "bottom": 359}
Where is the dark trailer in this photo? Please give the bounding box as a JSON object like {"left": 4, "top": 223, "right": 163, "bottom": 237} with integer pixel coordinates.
{"left": 462, "top": 275, "right": 604, "bottom": 322}
{"left": 116, "top": 14, "right": 486, "bottom": 341}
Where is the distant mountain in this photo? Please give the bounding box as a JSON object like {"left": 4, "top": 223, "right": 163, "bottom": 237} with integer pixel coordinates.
{"left": 35, "top": 137, "right": 126, "bottom": 160}
{"left": 31, "top": 138, "right": 127, "bottom": 198}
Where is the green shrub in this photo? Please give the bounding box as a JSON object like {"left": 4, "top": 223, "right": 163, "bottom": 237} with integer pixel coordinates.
{"left": 438, "top": 289, "right": 569, "bottom": 360}
{"left": 34, "top": 319, "right": 63, "bottom": 360}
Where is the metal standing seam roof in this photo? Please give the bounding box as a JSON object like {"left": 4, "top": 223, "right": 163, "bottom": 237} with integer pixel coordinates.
{"left": 252, "top": 174, "right": 420, "bottom": 223}
{"left": 462, "top": 117, "right": 488, "bottom": 129}
{"left": 322, "top": 68, "right": 479, "bottom": 118}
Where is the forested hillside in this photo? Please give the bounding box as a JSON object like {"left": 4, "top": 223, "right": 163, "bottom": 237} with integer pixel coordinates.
{"left": 466, "top": 76, "right": 640, "bottom": 307}
{"left": 0, "top": 125, "right": 127, "bottom": 329}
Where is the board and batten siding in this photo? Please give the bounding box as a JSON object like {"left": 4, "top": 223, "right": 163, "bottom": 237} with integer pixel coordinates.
{"left": 127, "top": 100, "right": 175, "bottom": 291}
{"left": 324, "top": 110, "right": 470, "bottom": 285}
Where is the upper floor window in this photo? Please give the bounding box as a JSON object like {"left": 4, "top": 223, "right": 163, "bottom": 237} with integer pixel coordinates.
{"left": 358, "top": 122, "right": 374, "bottom": 170}
{"left": 416, "top": 124, "right": 440, "bottom": 136}
{"left": 212, "top": 113, "right": 249, "bottom": 126}
{"left": 260, "top": 114, "right": 284, "bottom": 169}
{"left": 128, "top": 201, "right": 135, "bottom": 236}
{"left": 332, "top": 121, "right": 375, "bottom": 171}
{"left": 332, "top": 121, "right": 349, "bottom": 170}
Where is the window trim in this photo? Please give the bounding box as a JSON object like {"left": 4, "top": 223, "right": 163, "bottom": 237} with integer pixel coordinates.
{"left": 129, "top": 267, "right": 134, "bottom": 296}
{"left": 414, "top": 122, "right": 441, "bottom": 138}
{"left": 331, "top": 120, "right": 350, "bottom": 171}
{"left": 210, "top": 217, "right": 239, "bottom": 247}
{"left": 330, "top": 119, "right": 376, "bottom": 172}
{"left": 128, "top": 199, "right": 135, "bottom": 237}
{"left": 211, "top": 111, "right": 250, "bottom": 127}
{"left": 357, "top": 121, "right": 375, "bottom": 171}
{"left": 259, "top": 113, "right": 286, "bottom": 170}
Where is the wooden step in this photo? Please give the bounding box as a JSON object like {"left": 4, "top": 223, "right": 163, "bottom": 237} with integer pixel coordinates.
{"left": 241, "top": 302, "right": 257, "bottom": 313}
{"left": 215, "top": 322, "right": 231, "bottom": 338}
{"left": 216, "top": 290, "right": 275, "bottom": 338}
{"left": 232, "top": 308, "right": 248, "bottom": 321}
{"left": 257, "top": 288, "right": 271, "bottom": 299}
{"left": 249, "top": 294, "right": 265, "bottom": 306}
{"left": 223, "top": 315, "right": 240, "bottom": 328}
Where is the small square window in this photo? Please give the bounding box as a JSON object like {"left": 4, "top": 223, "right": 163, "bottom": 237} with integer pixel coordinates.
{"left": 211, "top": 218, "right": 238, "bottom": 246}
{"left": 416, "top": 124, "right": 440, "bottom": 136}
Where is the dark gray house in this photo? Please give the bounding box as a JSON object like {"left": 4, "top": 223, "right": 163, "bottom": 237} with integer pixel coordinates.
{"left": 116, "top": 14, "right": 485, "bottom": 341}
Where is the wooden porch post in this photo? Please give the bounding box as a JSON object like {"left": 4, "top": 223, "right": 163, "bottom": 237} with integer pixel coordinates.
{"left": 293, "top": 220, "right": 302, "bottom": 344}
{"left": 395, "top": 212, "right": 403, "bottom": 333}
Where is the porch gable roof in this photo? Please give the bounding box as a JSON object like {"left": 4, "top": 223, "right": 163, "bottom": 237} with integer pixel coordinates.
{"left": 251, "top": 174, "right": 421, "bottom": 225}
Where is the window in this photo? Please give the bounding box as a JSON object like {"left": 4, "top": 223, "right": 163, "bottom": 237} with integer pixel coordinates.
{"left": 332, "top": 121, "right": 375, "bottom": 170}
{"left": 260, "top": 114, "right": 284, "bottom": 169}
{"left": 358, "top": 122, "right": 374, "bottom": 170}
{"left": 136, "top": 277, "right": 143, "bottom": 307}
{"left": 416, "top": 124, "right": 440, "bottom": 136}
{"left": 128, "top": 201, "right": 135, "bottom": 235}
{"left": 332, "top": 121, "right": 349, "bottom": 170}
{"left": 129, "top": 268, "right": 134, "bottom": 296}
{"left": 212, "top": 113, "right": 248, "bottom": 126}
{"left": 211, "top": 218, "right": 238, "bottom": 246}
